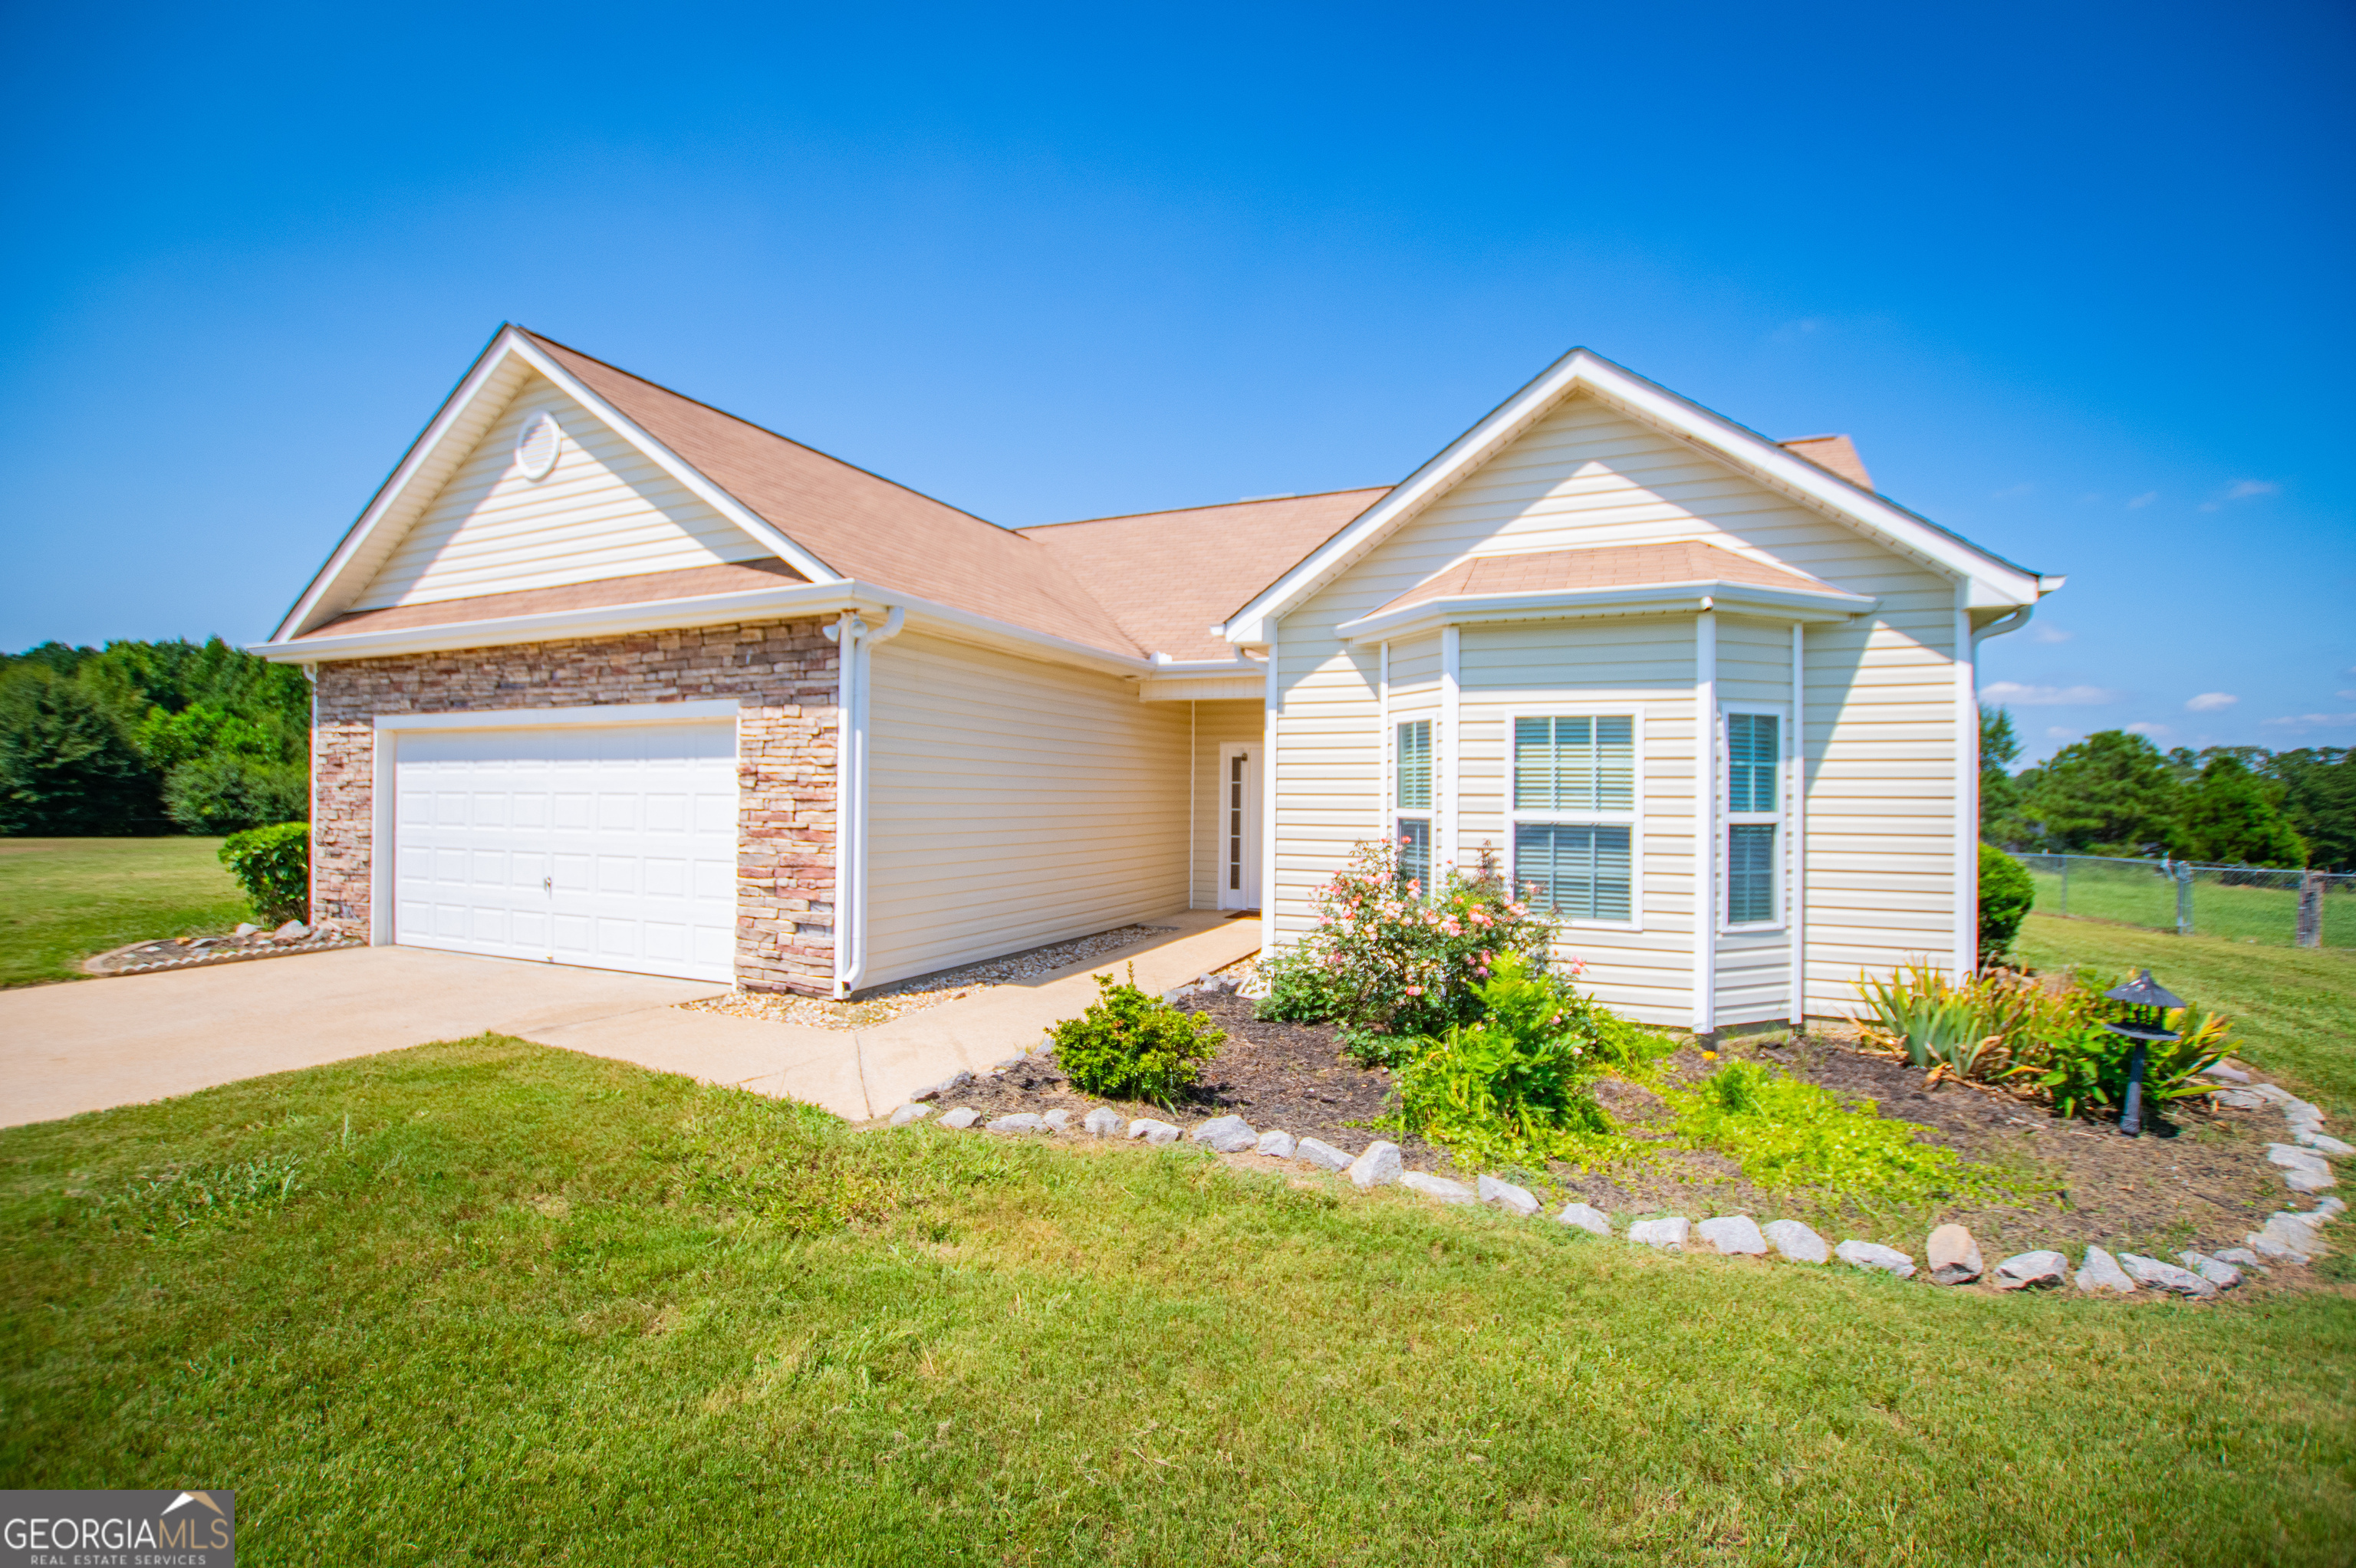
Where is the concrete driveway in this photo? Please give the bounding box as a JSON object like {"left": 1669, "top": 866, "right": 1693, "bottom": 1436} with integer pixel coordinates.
{"left": 0, "top": 915, "right": 1261, "bottom": 1129}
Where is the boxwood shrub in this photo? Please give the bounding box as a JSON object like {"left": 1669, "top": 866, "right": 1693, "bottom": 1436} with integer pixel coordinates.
{"left": 219, "top": 821, "right": 311, "bottom": 925}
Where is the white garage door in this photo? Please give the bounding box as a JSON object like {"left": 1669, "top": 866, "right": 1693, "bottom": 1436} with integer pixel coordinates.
{"left": 393, "top": 722, "right": 738, "bottom": 982}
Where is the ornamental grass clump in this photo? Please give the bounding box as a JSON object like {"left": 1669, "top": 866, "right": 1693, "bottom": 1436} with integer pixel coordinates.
{"left": 1049, "top": 966, "right": 1224, "bottom": 1107}
{"left": 1387, "top": 954, "right": 1668, "bottom": 1169}
{"left": 1255, "top": 837, "right": 1558, "bottom": 1065}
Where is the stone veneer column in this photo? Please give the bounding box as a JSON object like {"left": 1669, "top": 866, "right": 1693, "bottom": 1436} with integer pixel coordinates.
{"left": 308, "top": 619, "right": 840, "bottom": 996}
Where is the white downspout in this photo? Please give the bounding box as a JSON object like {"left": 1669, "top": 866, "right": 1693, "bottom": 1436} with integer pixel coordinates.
{"left": 826, "top": 606, "right": 903, "bottom": 999}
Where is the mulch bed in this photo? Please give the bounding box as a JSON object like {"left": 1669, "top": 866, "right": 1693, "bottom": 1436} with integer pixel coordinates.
{"left": 933, "top": 994, "right": 2298, "bottom": 1262}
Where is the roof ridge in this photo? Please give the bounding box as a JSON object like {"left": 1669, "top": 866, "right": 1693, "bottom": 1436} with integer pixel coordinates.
{"left": 1019, "top": 483, "right": 1392, "bottom": 531}
{"left": 515, "top": 326, "right": 1022, "bottom": 538}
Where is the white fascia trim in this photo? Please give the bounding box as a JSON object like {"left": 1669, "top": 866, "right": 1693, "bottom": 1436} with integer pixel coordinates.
{"left": 272, "top": 327, "right": 843, "bottom": 643}
{"left": 374, "top": 699, "right": 741, "bottom": 731}
{"left": 1336, "top": 582, "right": 1877, "bottom": 644}
{"left": 253, "top": 577, "right": 1157, "bottom": 682}
{"left": 1222, "top": 349, "right": 2044, "bottom": 642}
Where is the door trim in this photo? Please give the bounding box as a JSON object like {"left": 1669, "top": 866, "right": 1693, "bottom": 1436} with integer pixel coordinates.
{"left": 1217, "top": 741, "right": 1262, "bottom": 911}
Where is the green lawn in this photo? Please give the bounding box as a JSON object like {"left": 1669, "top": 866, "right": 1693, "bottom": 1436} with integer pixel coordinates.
{"left": 2027, "top": 864, "right": 2356, "bottom": 947}
{"left": 4, "top": 1038, "right": 2351, "bottom": 1565}
{"left": 0, "top": 836, "right": 253, "bottom": 988}
{"left": 2015, "top": 911, "right": 2356, "bottom": 1121}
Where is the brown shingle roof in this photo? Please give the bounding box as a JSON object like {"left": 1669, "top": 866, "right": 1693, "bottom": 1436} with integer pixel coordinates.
{"left": 1777, "top": 434, "right": 1874, "bottom": 491}
{"left": 1018, "top": 488, "right": 1390, "bottom": 661}
{"left": 299, "top": 559, "right": 809, "bottom": 639}
{"left": 522, "top": 330, "right": 1143, "bottom": 656}
{"left": 1374, "top": 541, "right": 1841, "bottom": 616}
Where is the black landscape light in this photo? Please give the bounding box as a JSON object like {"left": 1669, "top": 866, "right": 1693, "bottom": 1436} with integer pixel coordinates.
{"left": 2103, "top": 969, "right": 2184, "bottom": 1138}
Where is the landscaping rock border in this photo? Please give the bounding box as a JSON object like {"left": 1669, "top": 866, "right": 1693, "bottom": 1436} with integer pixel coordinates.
{"left": 84, "top": 925, "right": 364, "bottom": 977}
{"left": 876, "top": 1093, "right": 2345, "bottom": 1303}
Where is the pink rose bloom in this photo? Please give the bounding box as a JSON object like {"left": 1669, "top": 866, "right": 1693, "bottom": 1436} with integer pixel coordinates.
{"left": 1405, "top": 985, "right": 1423, "bottom": 996}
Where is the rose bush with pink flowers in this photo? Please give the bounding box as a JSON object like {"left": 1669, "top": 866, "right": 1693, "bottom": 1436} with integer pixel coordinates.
{"left": 1255, "top": 837, "right": 1561, "bottom": 1064}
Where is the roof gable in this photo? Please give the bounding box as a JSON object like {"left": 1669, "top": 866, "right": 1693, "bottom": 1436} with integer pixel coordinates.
{"left": 1221, "top": 349, "right": 2054, "bottom": 642}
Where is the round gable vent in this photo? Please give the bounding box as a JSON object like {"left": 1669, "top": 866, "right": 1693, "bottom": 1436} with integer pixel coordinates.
{"left": 515, "top": 411, "right": 561, "bottom": 480}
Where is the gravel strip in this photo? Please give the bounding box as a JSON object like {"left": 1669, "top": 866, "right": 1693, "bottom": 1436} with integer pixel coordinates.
{"left": 678, "top": 924, "right": 1178, "bottom": 1031}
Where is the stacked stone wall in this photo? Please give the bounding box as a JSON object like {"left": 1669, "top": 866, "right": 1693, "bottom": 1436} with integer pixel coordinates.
{"left": 310, "top": 620, "right": 838, "bottom": 994}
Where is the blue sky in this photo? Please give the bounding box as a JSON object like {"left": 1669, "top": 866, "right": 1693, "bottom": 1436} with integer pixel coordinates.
{"left": 3, "top": 1, "right": 2348, "bottom": 762}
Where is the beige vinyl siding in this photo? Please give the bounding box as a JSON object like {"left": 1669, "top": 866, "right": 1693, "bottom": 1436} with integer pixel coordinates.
{"left": 1271, "top": 390, "right": 1964, "bottom": 1027}
{"left": 350, "top": 373, "right": 769, "bottom": 610}
{"left": 1711, "top": 616, "right": 1794, "bottom": 1024}
{"left": 1188, "top": 699, "right": 1264, "bottom": 908}
{"left": 864, "top": 631, "right": 1190, "bottom": 987}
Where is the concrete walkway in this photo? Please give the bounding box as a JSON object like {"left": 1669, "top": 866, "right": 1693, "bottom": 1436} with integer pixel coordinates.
{"left": 0, "top": 912, "right": 1259, "bottom": 1128}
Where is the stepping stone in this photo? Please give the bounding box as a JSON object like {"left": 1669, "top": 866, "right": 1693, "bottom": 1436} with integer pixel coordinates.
{"left": 2246, "top": 1233, "right": 2308, "bottom": 1264}
{"left": 1082, "top": 1106, "right": 1124, "bottom": 1136}
{"left": 1255, "top": 1129, "right": 1297, "bottom": 1158}
{"left": 1992, "top": 1250, "right": 2069, "bottom": 1290}
{"left": 988, "top": 1113, "right": 1046, "bottom": 1134}
{"left": 1477, "top": 1175, "right": 1539, "bottom": 1217}
{"left": 938, "top": 1107, "right": 980, "bottom": 1129}
{"left": 1762, "top": 1219, "right": 1829, "bottom": 1264}
{"left": 2075, "top": 1244, "right": 2137, "bottom": 1294}
{"left": 2213, "top": 1247, "right": 2266, "bottom": 1271}
{"left": 1129, "top": 1118, "right": 1183, "bottom": 1145}
{"left": 2318, "top": 1196, "right": 2348, "bottom": 1218}
{"left": 1041, "top": 1109, "right": 1072, "bottom": 1132}
{"left": 2267, "top": 1143, "right": 2331, "bottom": 1173}
{"left": 1192, "top": 1115, "right": 1253, "bottom": 1146}
{"left": 1402, "top": 1172, "right": 1476, "bottom": 1204}
{"left": 2200, "top": 1062, "right": 2254, "bottom": 1083}
{"left": 888, "top": 1103, "right": 933, "bottom": 1126}
{"left": 1627, "top": 1216, "right": 1689, "bottom": 1251}
{"left": 1555, "top": 1202, "right": 1613, "bottom": 1238}
{"left": 1835, "top": 1240, "right": 1917, "bottom": 1278}
{"left": 2120, "top": 1253, "right": 2219, "bottom": 1299}
{"left": 1696, "top": 1215, "right": 1768, "bottom": 1256}
{"left": 1348, "top": 1141, "right": 1404, "bottom": 1189}
{"left": 2284, "top": 1167, "right": 2338, "bottom": 1194}
{"left": 1295, "top": 1136, "right": 1354, "bottom": 1172}
{"left": 2178, "top": 1251, "right": 2245, "bottom": 1290}
{"left": 2211, "top": 1090, "right": 2267, "bottom": 1109}
{"left": 2249, "top": 1083, "right": 2298, "bottom": 1105}
{"left": 2298, "top": 1132, "right": 2355, "bottom": 1158}
{"left": 1926, "top": 1224, "right": 1984, "bottom": 1285}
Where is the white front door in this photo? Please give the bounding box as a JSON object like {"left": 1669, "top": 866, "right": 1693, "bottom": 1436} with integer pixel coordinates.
{"left": 1218, "top": 742, "right": 1262, "bottom": 911}
{"left": 392, "top": 722, "right": 739, "bottom": 982}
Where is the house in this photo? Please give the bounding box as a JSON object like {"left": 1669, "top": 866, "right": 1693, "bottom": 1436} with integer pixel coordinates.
{"left": 253, "top": 326, "right": 2059, "bottom": 1030}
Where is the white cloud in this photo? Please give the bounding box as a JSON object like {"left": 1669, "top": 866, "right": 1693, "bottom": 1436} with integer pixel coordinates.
{"left": 2126, "top": 721, "right": 2174, "bottom": 738}
{"left": 2341, "top": 690, "right": 2356, "bottom": 701}
{"left": 2125, "top": 491, "right": 2157, "bottom": 509}
{"left": 1979, "top": 681, "right": 2116, "bottom": 706}
{"left": 2184, "top": 692, "right": 2238, "bottom": 712}
{"left": 2029, "top": 624, "right": 2073, "bottom": 644}
{"left": 2225, "top": 479, "right": 2280, "bottom": 499}
{"left": 2262, "top": 713, "right": 2356, "bottom": 728}
{"left": 2044, "top": 726, "right": 2081, "bottom": 742}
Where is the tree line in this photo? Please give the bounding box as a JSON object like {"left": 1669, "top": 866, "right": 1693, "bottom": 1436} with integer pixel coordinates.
{"left": 1980, "top": 709, "right": 2355, "bottom": 871}
{"left": 0, "top": 639, "right": 310, "bottom": 836}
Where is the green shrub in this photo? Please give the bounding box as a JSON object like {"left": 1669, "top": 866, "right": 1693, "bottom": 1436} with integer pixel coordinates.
{"left": 1667, "top": 1060, "right": 1996, "bottom": 1204}
{"left": 2036, "top": 994, "right": 2230, "bottom": 1123}
{"left": 1978, "top": 843, "right": 2034, "bottom": 962}
{"left": 219, "top": 821, "right": 311, "bottom": 923}
{"left": 1050, "top": 966, "right": 1224, "bottom": 1106}
{"left": 1258, "top": 837, "right": 1559, "bottom": 1065}
{"left": 166, "top": 754, "right": 308, "bottom": 834}
{"left": 1389, "top": 954, "right": 1663, "bottom": 1169}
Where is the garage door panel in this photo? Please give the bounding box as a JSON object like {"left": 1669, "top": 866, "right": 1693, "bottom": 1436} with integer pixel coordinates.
{"left": 394, "top": 721, "right": 736, "bottom": 983}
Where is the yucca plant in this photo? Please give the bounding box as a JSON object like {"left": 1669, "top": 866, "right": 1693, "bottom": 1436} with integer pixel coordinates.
{"left": 1854, "top": 962, "right": 2012, "bottom": 1083}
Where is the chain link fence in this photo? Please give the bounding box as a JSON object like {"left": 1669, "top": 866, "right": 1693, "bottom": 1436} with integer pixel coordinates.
{"left": 2012, "top": 853, "right": 2355, "bottom": 948}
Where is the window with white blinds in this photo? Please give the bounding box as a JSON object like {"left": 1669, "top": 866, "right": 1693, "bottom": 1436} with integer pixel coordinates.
{"left": 1723, "top": 709, "right": 1782, "bottom": 928}
{"left": 1510, "top": 712, "right": 1638, "bottom": 926}
{"left": 1395, "top": 718, "right": 1432, "bottom": 886}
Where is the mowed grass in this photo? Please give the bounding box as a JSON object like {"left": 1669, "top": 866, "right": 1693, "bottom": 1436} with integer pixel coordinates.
{"left": 4, "top": 1038, "right": 2351, "bottom": 1565}
{"left": 2026, "top": 865, "right": 2356, "bottom": 947}
{"left": 2015, "top": 911, "right": 2356, "bottom": 1119}
{"left": 0, "top": 836, "right": 252, "bottom": 988}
